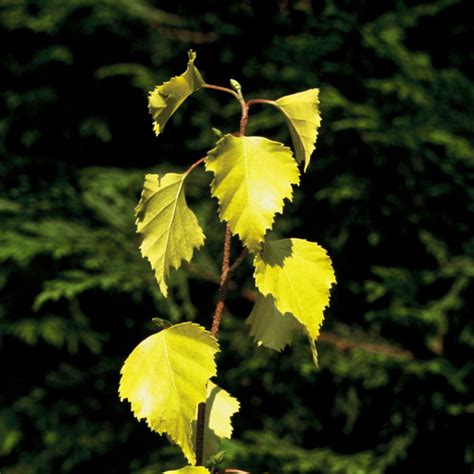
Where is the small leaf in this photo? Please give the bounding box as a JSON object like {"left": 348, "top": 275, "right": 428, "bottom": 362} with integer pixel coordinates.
{"left": 246, "top": 292, "right": 301, "bottom": 351}
{"left": 253, "top": 239, "right": 336, "bottom": 355}
{"left": 211, "top": 127, "right": 223, "bottom": 138}
{"left": 164, "top": 467, "right": 210, "bottom": 474}
{"left": 274, "top": 89, "right": 321, "bottom": 171}
{"left": 135, "top": 172, "right": 205, "bottom": 297}
{"left": 192, "top": 382, "right": 240, "bottom": 463}
{"left": 148, "top": 50, "right": 204, "bottom": 136}
{"left": 205, "top": 134, "right": 300, "bottom": 252}
{"left": 119, "top": 322, "right": 219, "bottom": 465}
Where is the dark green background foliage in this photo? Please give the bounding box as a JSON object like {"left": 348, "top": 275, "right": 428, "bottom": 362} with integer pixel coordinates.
{"left": 1, "top": 1, "right": 473, "bottom": 472}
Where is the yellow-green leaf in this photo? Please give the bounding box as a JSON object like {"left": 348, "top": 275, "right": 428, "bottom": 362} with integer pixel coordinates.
{"left": 192, "top": 382, "right": 240, "bottom": 463}
{"left": 253, "top": 238, "right": 336, "bottom": 344}
{"left": 148, "top": 50, "right": 204, "bottom": 136}
{"left": 119, "top": 322, "right": 219, "bottom": 465}
{"left": 205, "top": 134, "right": 300, "bottom": 252}
{"left": 246, "top": 292, "right": 301, "bottom": 351}
{"left": 164, "top": 467, "right": 210, "bottom": 474}
{"left": 274, "top": 89, "right": 321, "bottom": 171}
{"left": 135, "top": 172, "right": 205, "bottom": 297}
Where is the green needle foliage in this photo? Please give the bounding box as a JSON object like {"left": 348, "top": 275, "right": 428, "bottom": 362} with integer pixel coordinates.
{"left": 1, "top": 1, "right": 473, "bottom": 473}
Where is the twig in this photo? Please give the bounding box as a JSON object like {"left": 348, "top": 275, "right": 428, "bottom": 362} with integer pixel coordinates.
{"left": 229, "top": 248, "right": 248, "bottom": 273}
{"left": 246, "top": 98, "right": 277, "bottom": 107}
{"left": 203, "top": 83, "right": 240, "bottom": 100}
{"left": 184, "top": 156, "right": 206, "bottom": 176}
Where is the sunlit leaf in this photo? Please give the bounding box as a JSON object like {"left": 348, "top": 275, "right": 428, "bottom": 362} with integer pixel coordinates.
{"left": 205, "top": 134, "right": 300, "bottom": 252}
{"left": 253, "top": 238, "right": 336, "bottom": 356}
{"left": 148, "top": 50, "right": 204, "bottom": 136}
{"left": 274, "top": 89, "right": 321, "bottom": 171}
{"left": 164, "top": 467, "right": 210, "bottom": 474}
{"left": 192, "top": 381, "right": 240, "bottom": 463}
{"left": 163, "top": 466, "right": 210, "bottom": 474}
{"left": 119, "top": 322, "right": 219, "bottom": 464}
{"left": 135, "top": 172, "right": 205, "bottom": 297}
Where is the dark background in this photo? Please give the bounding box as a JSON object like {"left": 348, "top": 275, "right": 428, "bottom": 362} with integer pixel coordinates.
{"left": 1, "top": 1, "right": 473, "bottom": 472}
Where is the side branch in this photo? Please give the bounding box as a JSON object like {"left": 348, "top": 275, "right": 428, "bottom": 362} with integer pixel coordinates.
{"left": 184, "top": 156, "right": 207, "bottom": 176}
{"left": 246, "top": 98, "right": 277, "bottom": 107}
{"left": 203, "top": 83, "right": 240, "bottom": 100}
{"left": 229, "top": 248, "right": 248, "bottom": 273}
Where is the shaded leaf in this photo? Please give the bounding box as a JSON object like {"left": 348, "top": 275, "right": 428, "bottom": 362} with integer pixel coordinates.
{"left": 148, "top": 50, "right": 204, "bottom": 136}
{"left": 135, "top": 172, "right": 205, "bottom": 297}
{"left": 246, "top": 292, "right": 319, "bottom": 366}
{"left": 119, "top": 322, "right": 219, "bottom": 465}
{"left": 274, "top": 89, "right": 321, "bottom": 171}
{"left": 253, "top": 238, "right": 336, "bottom": 350}
{"left": 205, "top": 134, "right": 300, "bottom": 252}
{"left": 246, "top": 292, "right": 301, "bottom": 351}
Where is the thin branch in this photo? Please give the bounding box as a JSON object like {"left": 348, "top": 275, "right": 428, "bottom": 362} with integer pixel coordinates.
{"left": 246, "top": 98, "right": 277, "bottom": 107}
{"left": 229, "top": 248, "right": 248, "bottom": 273}
{"left": 153, "top": 25, "right": 216, "bottom": 44}
{"left": 317, "top": 332, "right": 413, "bottom": 359}
{"left": 203, "top": 83, "right": 240, "bottom": 100}
{"left": 184, "top": 156, "right": 206, "bottom": 176}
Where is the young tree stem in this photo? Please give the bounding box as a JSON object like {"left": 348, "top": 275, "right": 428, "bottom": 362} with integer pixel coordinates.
{"left": 195, "top": 87, "right": 250, "bottom": 466}
{"left": 211, "top": 225, "right": 233, "bottom": 337}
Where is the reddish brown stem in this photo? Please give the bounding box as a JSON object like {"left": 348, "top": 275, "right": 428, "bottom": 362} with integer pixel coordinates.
{"left": 196, "top": 82, "right": 250, "bottom": 466}
{"left": 203, "top": 83, "right": 240, "bottom": 100}
{"left": 184, "top": 156, "right": 206, "bottom": 176}
{"left": 246, "top": 98, "right": 277, "bottom": 107}
{"left": 229, "top": 248, "right": 248, "bottom": 273}
{"left": 211, "top": 225, "right": 232, "bottom": 336}
{"left": 238, "top": 100, "right": 249, "bottom": 136}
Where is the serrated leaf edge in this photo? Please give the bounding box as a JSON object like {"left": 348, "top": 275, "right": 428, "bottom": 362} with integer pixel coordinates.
{"left": 274, "top": 88, "right": 321, "bottom": 172}
{"left": 253, "top": 238, "right": 336, "bottom": 340}
{"left": 135, "top": 173, "right": 205, "bottom": 297}
{"left": 205, "top": 134, "right": 300, "bottom": 253}
{"left": 148, "top": 49, "right": 204, "bottom": 136}
{"left": 119, "top": 322, "right": 219, "bottom": 465}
